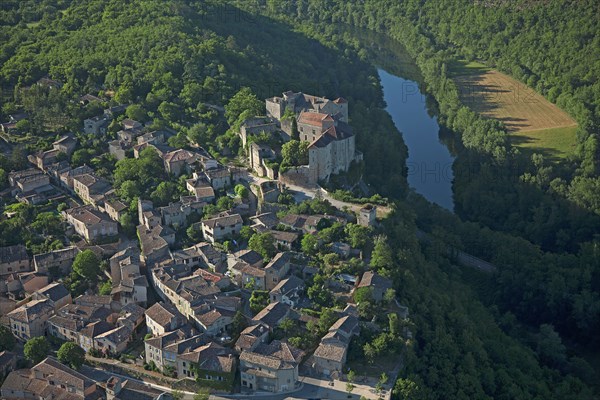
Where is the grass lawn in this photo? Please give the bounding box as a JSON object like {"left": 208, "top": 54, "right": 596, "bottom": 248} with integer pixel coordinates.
{"left": 510, "top": 125, "right": 578, "bottom": 160}
{"left": 347, "top": 354, "right": 399, "bottom": 378}
{"left": 448, "top": 59, "right": 490, "bottom": 77}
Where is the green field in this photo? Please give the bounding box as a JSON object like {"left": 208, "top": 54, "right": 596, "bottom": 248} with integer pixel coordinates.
{"left": 510, "top": 125, "right": 578, "bottom": 160}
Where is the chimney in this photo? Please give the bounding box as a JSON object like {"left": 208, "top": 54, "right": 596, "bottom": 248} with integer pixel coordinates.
{"left": 106, "top": 376, "right": 122, "bottom": 400}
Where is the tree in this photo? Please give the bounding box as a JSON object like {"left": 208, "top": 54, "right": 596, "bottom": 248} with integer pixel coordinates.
{"left": 119, "top": 213, "right": 136, "bottom": 237}
{"left": 537, "top": 324, "right": 567, "bottom": 368}
{"left": 225, "top": 87, "right": 263, "bottom": 128}
{"left": 158, "top": 101, "right": 181, "bottom": 122}
{"left": 24, "top": 336, "right": 50, "bottom": 364}
{"left": 150, "top": 181, "right": 179, "bottom": 207}
{"left": 279, "top": 317, "right": 296, "bottom": 335}
{"left": 347, "top": 369, "right": 356, "bottom": 385}
{"left": 240, "top": 225, "right": 254, "bottom": 241}
{"left": 371, "top": 235, "right": 393, "bottom": 271}
{"left": 281, "top": 140, "right": 308, "bottom": 166}
{"left": 0, "top": 326, "right": 15, "bottom": 351}
{"left": 57, "top": 342, "right": 85, "bottom": 370}
{"left": 291, "top": 117, "right": 299, "bottom": 140}
{"left": 187, "top": 122, "right": 209, "bottom": 145}
{"left": 301, "top": 234, "right": 319, "bottom": 255}
{"left": 71, "top": 148, "right": 93, "bottom": 167}
{"left": 249, "top": 290, "right": 269, "bottom": 313}
{"left": 345, "top": 224, "right": 371, "bottom": 250}
{"left": 72, "top": 250, "right": 100, "bottom": 283}
{"left": 363, "top": 342, "right": 376, "bottom": 365}
{"left": 231, "top": 311, "right": 247, "bottom": 336}
{"left": 346, "top": 382, "right": 355, "bottom": 395}
{"left": 235, "top": 184, "right": 249, "bottom": 198}
{"left": 117, "top": 180, "right": 142, "bottom": 202}
{"left": 389, "top": 313, "right": 400, "bottom": 336}
{"left": 171, "top": 390, "right": 184, "bottom": 400}
{"left": 125, "top": 104, "right": 147, "bottom": 121}
{"left": 193, "top": 390, "right": 210, "bottom": 400}
{"left": 99, "top": 280, "right": 112, "bottom": 295}
{"left": 216, "top": 196, "right": 234, "bottom": 211}
{"left": 15, "top": 119, "right": 30, "bottom": 132}
{"left": 394, "top": 378, "right": 424, "bottom": 400}
{"left": 0, "top": 168, "right": 7, "bottom": 190}
{"left": 318, "top": 308, "right": 337, "bottom": 334}
{"left": 354, "top": 287, "right": 373, "bottom": 304}
{"left": 248, "top": 232, "right": 276, "bottom": 260}
{"left": 187, "top": 224, "right": 203, "bottom": 242}
{"left": 383, "top": 288, "right": 396, "bottom": 305}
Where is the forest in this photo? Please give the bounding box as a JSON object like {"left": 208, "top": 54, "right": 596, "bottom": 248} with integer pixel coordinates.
{"left": 0, "top": 0, "right": 599, "bottom": 399}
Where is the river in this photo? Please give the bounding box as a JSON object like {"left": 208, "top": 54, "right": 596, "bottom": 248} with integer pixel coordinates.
{"left": 342, "top": 26, "right": 455, "bottom": 210}
{"left": 378, "top": 68, "right": 455, "bottom": 211}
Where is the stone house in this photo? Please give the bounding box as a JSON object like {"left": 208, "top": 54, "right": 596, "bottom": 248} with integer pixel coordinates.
{"left": 234, "top": 323, "right": 269, "bottom": 353}
{"left": 163, "top": 149, "right": 199, "bottom": 176}
{"left": 103, "top": 198, "right": 128, "bottom": 222}
{"left": 33, "top": 246, "right": 80, "bottom": 274}
{"left": 109, "top": 247, "right": 148, "bottom": 307}
{"left": 145, "top": 330, "right": 203, "bottom": 373}
{"left": 201, "top": 214, "right": 243, "bottom": 243}
{"left": 356, "top": 270, "right": 393, "bottom": 302}
{"left": 8, "top": 169, "right": 50, "bottom": 193}
{"left": 269, "top": 276, "right": 305, "bottom": 307}
{"left": 52, "top": 135, "right": 77, "bottom": 155}
{"left": 177, "top": 342, "right": 236, "bottom": 385}
{"left": 84, "top": 115, "right": 110, "bottom": 135}
{"left": 241, "top": 265, "right": 266, "bottom": 290}
{"left": 108, "top": 140, "right": 130, "bottom": 161}
{"left": 73, "top": 173, "right": 112, "bottom": 206}
{"left": 0, "top": 245, "right": 30, "bottom": 276}
{"left": 269, "top": 230, "right": 300, "bottom": 250}
{"left": 239, "top": 340, "right": 304, "bottom": 393}
{"left": 94, "top": 324, "right": 132, "bottom": 355}
{"left": 64, "top": 205, "right": 118, "bottom": 242}
{"left": 203, "top": 166, "right": 231, "bottom": 190}
{"left": 32, "top": 149, "right": 61, "bottom": 171}
{"left": 312, "top": 315, "right": 360, "bottom": 377}
{"left": 105, "top": 375, "right": 167, "bottom": 400}
{"left": 145, "top": 301, "right": 187, "bottom": 337}
{"left": 251, "top": 302, "right": 290, "bottom": 332}
{"left": 248, "top": 142, "right": 278, "bottom": 179}
{"left": 59, "top": 164, "right": 94, "bottom": 190}
{"left": 1, "top": 357, "right": 100, "bottom": 399}
{"left": 137, "top": 224, "right": 174, "bottom": 265}
{"left": 306, "top": 119, "right": 358, "bottom": 183}
{"left": 7, "top": 299, "right": 54, "bottom": 341}
{"left": 31, "top": 282, "right": 72, "bottom": 311}
{"left": 264, "top": 252, "right": 292, "bottom": 291}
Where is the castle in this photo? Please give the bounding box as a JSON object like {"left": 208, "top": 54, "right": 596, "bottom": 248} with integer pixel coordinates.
{"left": 265, "top": 91, "right": 361, "bottom": 183}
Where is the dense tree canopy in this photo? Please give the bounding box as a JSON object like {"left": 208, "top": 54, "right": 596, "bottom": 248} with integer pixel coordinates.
{"left": 57, "top": 342, "right": 85, "bottom": 370}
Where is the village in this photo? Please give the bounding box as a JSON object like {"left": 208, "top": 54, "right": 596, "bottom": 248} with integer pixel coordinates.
{"left": 0, "top": 87, "right": 410, "bottom": 400}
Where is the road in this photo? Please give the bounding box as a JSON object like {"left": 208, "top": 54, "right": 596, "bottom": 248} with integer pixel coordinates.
{"left": 416, "top": 229, "right": 496, "bottom": 272}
